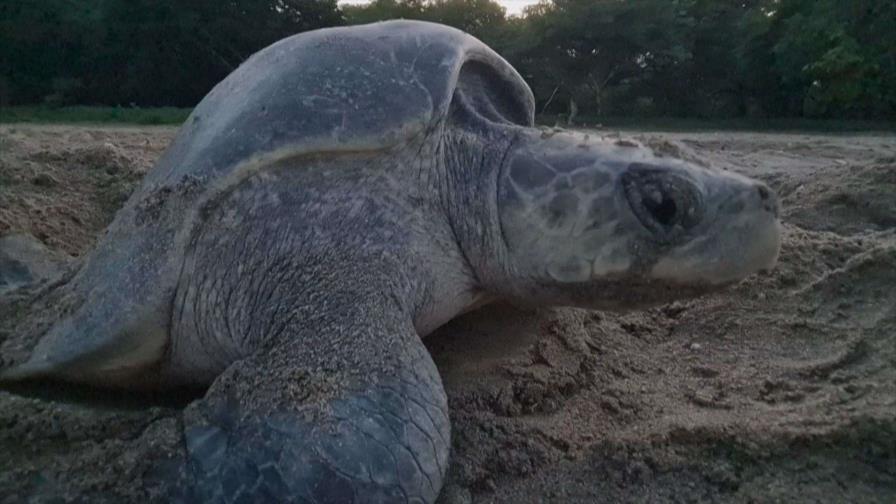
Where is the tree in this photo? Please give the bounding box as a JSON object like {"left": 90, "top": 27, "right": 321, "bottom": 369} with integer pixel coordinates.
{"left": 0, "top": 0, "right": 345, "bottom": 106}
{"left": 0, "top": 0, "right": 101, "bottom": 105}
{"left": 505, "top": 0, "right": 695, "bottom": 117}
{"left": 1, "top": 0, "right": 893, "bottom": 119}
{"left": 343, "top": 0, "right": 426, "bottom": 24}
{"left": 344, "top": 0, "right": 507, "bottom": 45}
{"left": 424, "top": 0, "right": 507, "bottom": 44}
{"left": 770, "top": 0, "right": 896, "bottom": 117}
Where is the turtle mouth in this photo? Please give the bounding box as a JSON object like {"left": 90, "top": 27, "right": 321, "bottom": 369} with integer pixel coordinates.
{"left": 622, "top": 164, "right": 703, "bottom": 243}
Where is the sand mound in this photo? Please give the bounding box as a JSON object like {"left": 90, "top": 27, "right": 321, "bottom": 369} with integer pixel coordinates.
{"left": 0, "top": 126, "right": 172, "bottom": 256}
{"left": 0, "top": 125, "right": 894, "bottom": 503}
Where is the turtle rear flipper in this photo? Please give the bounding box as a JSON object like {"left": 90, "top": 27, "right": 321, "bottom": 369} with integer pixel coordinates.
{"left": 0, "top": 265, "right": 172, "bottom": 387}
{"left": 0, "top": 312, "right": 169, "bottom": 386}
{"left": 0, "top": 233, "right": 83, "bottom": 380}
{"left": 0, "top": 233, "right": 69, "bottom": 297}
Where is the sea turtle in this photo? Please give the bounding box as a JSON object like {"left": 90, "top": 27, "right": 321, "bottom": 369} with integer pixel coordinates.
{"left": 0, "top": 20, "right": 781, "bottom": 503}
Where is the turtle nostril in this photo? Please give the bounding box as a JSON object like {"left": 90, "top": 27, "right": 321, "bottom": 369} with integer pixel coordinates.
{"left": 756, "top": 184, "right": 771, "bottom": 201}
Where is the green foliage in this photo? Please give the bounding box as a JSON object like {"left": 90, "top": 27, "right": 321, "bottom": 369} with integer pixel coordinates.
{"left": 0, "top": 0, "right": 893, "bottom": 120}
{"left": 343, "top": 0, "right": 507, "bottom": 44}
{"left": 0, "top": 0, "right": 344, "bottom": 106}
{"left": 0, "top": 106, "right": 192, "bottom": 124}
{"left": 339, "top": 0, "right": 894, "bottom": 119}
{"left": 342, "top": 0, "right": 427, "bottom": 24}
{"left": 770, "top": 0, "right": 896, "bottom": 118}
{"left": 506, "top": 0, "right": 698, "bottom": 117}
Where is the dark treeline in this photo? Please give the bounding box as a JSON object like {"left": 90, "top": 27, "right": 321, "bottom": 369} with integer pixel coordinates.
{"left": 1, "top": 0, "right": 894, "bottom": 119}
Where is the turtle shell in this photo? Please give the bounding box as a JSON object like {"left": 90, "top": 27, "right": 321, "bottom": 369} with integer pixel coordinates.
{"left": 149, "top": 20, "right": 534, "bottom": 187}
{"left": 3, "top": 20, "right": 535, "bottom": 383}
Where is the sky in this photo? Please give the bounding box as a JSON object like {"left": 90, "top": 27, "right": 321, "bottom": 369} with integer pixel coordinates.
{"left": 339, "top": 1, "right": 541, "bottom": 16}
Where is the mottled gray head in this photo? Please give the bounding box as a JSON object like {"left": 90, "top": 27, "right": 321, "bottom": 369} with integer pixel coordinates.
{"left": 493, "top": 131, "right": 781, "bottom": 309}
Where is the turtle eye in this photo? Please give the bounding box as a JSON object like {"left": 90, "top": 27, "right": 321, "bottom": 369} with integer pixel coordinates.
{"left": 622, "top": 164, "right": 702, "bottom": 240}
{"left": 641, "top": 182, "right": 678, "bottom": 226}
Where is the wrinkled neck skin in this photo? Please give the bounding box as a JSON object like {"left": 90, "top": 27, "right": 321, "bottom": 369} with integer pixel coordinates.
{"left": 426, "top": 125, "right": 517, "bottom": 288}
{"left": 164, "top": 141, "right": 495, "bottom": 384}
{"left": 384, "top": 122, "right": 519, "bottom": 335}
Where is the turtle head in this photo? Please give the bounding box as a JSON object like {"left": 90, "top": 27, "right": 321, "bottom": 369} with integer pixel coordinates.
{"left": 492, "top": 131, "right": 781, "bottom": 310}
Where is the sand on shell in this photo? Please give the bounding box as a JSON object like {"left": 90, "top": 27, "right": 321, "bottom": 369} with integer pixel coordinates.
{"left": 0, "top": 124, "right": 894, "bottom": 503}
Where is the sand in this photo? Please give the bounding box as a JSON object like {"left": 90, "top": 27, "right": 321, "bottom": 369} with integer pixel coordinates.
{"left": 0, "top": 124, "right": 893, "bottom": 503}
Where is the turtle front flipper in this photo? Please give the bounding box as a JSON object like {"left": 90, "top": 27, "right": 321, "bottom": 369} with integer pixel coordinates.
{"left": 163, "top": 309, "right": 450, "bottom": 503}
